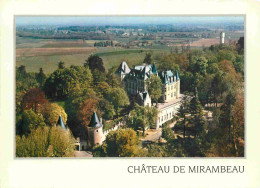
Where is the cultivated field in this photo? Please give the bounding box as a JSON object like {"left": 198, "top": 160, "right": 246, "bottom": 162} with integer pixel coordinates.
{"left": 16, "top": 50, "right": 147, "bottom": 73}
{"left": 16, "top": 47, "right": 97, "bottom": 57}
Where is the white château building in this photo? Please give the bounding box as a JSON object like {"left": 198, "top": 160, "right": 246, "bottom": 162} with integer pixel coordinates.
{"left": 115, "top": 61, "right": 183, "bottom": 129}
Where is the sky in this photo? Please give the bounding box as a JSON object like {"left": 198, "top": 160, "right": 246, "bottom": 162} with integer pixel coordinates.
{"left": 16, "top": 16, "right": 244, "bottom": 26}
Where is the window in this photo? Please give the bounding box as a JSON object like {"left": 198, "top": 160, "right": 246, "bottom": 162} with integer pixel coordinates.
{"left": 96, "top": 130, "right": 98, "bottom": 132}
{"left": 167, "top": 114, "right": 168, "bottom": 119}
{"left": 165, "top": 95, "right": 167, "bottom": 100}
{"left": 171, "top": 93, "right": 173, "bottom": 97}
{"left": 171, "top": 86, "right": 173, "bottom": 90}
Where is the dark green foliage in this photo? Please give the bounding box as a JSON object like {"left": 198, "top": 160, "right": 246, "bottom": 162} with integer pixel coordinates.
{"left": 143, "top": 53, "right": 152, "bottom": 64}
{"left": 107, "top": 87, "right": 129, "bottom": 117}
{"left": 129, "top": 104, "right": 158, "bottom": 136}
{"left": 16, "top": 110, "right": 46, "bottom": 135}
{"left": 147, "top": 74, "right": 163, "bottom": 106}
{"left": 162, "top": 125, "right": 175, "bottom": 142}
{"left": 176, "top": 94, "right": 190, "bottom": 138}
{"left": 58, "top": 61, "right": 65, "bottom": 69}
{"left": 189, "top": 96, "right": 206, "bottom": 137}
{"left": 44, "top": 66, "right": 93, "bottom": 99}
{"left": 84, "top": 55, "right": 105, "bottom": 73}
{"left": 94, "top": 40, "right": 114, "bottom": 47}
{"left": 36, "top": 68, "right": 47, "bottom": 88}
{"left": 98, "top": 99, "right": 115, "bottom": 120}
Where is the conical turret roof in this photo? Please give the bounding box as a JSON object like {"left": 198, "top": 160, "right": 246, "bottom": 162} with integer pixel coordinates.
{"left": 57, "top": 115, "right": 66, "bottom": 130}
{"left": 152, "top": 63, "right": 158, "bottom": 74}
{"left": 88, "top": 111, "right": 102, "bottom": 128}
{"left": 176, "top": 70, "right": 180, "bottom": 80}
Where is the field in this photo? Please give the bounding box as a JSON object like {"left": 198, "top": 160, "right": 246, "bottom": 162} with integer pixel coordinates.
{"left": 16, "top": 47, "right": 97, "bottom": 57}
{"left": 16, "top": 45, "right": 151, "bottom": 73}
{"left": 16, "top": 36, "right": 169, "bottom": 73}
{"left": 15, "top": 29, "right": 243, "bottom": 74}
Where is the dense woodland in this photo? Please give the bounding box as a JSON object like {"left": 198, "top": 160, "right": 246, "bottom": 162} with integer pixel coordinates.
{"left": 16, "top": 39, "right": 244, "bottom": 157}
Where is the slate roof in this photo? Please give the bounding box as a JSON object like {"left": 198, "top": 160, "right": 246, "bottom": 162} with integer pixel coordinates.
{"left": 88, "top": 111, "right": 102, "bottom": 128}
{"left": 115, "top": 61, "right": 131, "bottom": 75}
{"left": 176, "top": 70, "right": 180, "bottom": 80}
{"left": 160, "top": 70, "right": 179, "bottom": 85}
{"left": 138, "top": 92, "right": 148, "bottom": 101}
{"left": 152, "top": 63, "right": 158, "bottom": 74}
{"left": 57, "top": 115, "right": 67, "bottom": 130}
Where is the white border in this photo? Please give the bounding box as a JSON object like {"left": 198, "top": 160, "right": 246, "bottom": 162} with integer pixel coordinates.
{"left": 1, "top": 0, "right": 260, "bottom": 187}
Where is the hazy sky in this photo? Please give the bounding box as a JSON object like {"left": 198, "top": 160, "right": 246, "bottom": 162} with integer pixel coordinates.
{"left": 16, "top": 16, "right": 244, "bottom": 26}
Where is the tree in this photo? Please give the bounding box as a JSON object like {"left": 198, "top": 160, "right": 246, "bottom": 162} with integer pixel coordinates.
{"left": 162, "top": 123, "right": 175, "bottom": 142}
{"left": 219, "top": 92, "right": 236, "bottom": 144}
{"left": 176, "top": 95, "right": 190, "bottom": 138}
{"left": 16, "top": 110, "right": 46, "bottom": 135}
{"left": 189, "top": 96, "right": 206, "bottom": 137}
{"left": 107, "top": 87, "right": 129, "bottom": 117}
{"left": 40, "top": 103, "right": 67, "bottom": 126}
{"left": 189, "top": 56, "right": 208, "bottom": 76}
{"left": 174, "top": 46, "right": 179, "bottom": 54}
{"left": 97, "top": 99, "right": 115, "bottom": 120}
{"left": 231, "top": 89, "right": 244, "bottom": 156}
{"left": 44, "top": 66, "right": 93, "bottom": 99}
{"left": 129, "top": 104, "right": 158, "bottom": 136}
{"left": 236, "top": 37, "right": 244, "bottom": 54}
{"left": 147, "top": 74, "right": 162, "bottom": 106}
{"left": 16, "top": 126, "right": 75, "bottom": 157}
{"left": 21, "top": 88, "right": 49, "bottom": 113}
{"left": 77, "top": 98, "right": 98, "bottom": 128}
{"left": 84, "top": 55, "right": 105, "bottom": 73}
{"left": 143, "top": 53, "right": 152, "bottom": 64}
{"left": 36, "top": 68, "right": 46, "bottom": 88}
{"left": 104, "top": 129, "right": 140, "bottom": 157}
{"left": 58, "top": 61, "right": 65, "bottom": 69}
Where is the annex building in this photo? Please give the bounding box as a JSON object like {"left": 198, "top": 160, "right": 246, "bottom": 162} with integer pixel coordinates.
{"left": 115, "top": 61, "right": 183, "bottom": 129}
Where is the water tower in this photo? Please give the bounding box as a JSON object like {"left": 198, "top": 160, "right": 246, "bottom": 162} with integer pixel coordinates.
{"left": 220, "top": 32, "right": 225, "bottom": 44}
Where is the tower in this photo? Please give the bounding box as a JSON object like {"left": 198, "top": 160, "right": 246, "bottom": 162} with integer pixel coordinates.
{"left": 87, "top": 111, "right": 103, "bottom": 147}
{"left": 56, "top": 115, "right": 67, "bottom": 130}
{"left": 175, "top": 71, "right": 180, "bottom": 98}
{"left": 220, "top": 32, "right": 225, "bottom": 44}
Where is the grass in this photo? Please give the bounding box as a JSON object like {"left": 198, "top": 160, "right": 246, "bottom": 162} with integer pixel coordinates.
{"left": 16, "top": 47, "right": 171, "bottom": 74}
{"left": 104, "top": 120, "right": 116, "bottom": 131}
{"left": 16, "top": 54, "right": 92, "bottom": 73}
{"left": 94, "top": 49, "right": 144, "bottom": 57}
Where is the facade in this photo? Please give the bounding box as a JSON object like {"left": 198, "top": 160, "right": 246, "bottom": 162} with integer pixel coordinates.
{"left": 115, "top": 61, "right": 182, "bottom": 129}
{"left": 115, "top": 61, "right": 131, "bottom": 80}
{"left": 156, "top": 94, "right": 184, "bottom": 129}
{"left": 160, "top": 70, "right": 180, "bottom": 102}
{"left": 137, "top": 92, "right": 152, "bottom": 107}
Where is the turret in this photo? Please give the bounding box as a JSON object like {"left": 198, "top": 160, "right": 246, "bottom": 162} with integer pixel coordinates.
{"left": 57, "top": 115, "right": 67, "bottom": 130}
{"left": 87, "top": 111, "right": 103, "bottom": 147}
{"left": 152, "top": 63, "right": 158, "bottom": 75}
{"left": 175, "top": 71, "right": 180, "bottom": 98}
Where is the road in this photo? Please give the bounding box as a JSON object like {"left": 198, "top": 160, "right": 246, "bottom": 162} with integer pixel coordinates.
{"left": 142, "top": 121, "right": 177, "bottom": 143}
{"left": 74, "top": 151, "right": 93, "bottom": 157}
